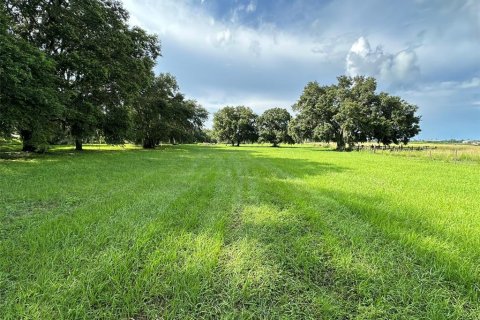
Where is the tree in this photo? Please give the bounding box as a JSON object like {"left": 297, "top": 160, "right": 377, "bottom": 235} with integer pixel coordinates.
{"left": 183, "top": 100, "right": 209, "bottom": 143}
{"left": 166, "top": 99, "right": 208, "bottom": 144}
{"left": 213, "top": 106, "right": 257, "bottom": 146}
{"left": 132, "top": 74, "right": 208, "bottom": 148}
{"left": 5, "top": 0, "right": 160, "bottom": 150}
{"left": 0, "top": 8, "right": 62, "bottom": 152}
{"left": 213, "top": 107, "right": 237, "bottom": 146}
{"left": 201, "top": 129, "right": 217, "bottom": 143}
{"left": 372, "top": 93, "right": 420, "bottom": 145}
{"left": 258, "top": 108, "right": 292, "bottom": 147}
{"left": 292, "top": 80, "right": 343, "bottom": 148}
{"left": 334, "top": 76, "right": 378, "bottom": 148}
{"left": 132, "top": 74, "right": 179, "bottom": 148}
{"left": 291, "top": 76, "right": 421, "bottom": 150}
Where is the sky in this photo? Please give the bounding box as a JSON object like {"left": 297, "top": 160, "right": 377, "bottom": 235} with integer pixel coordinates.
{"left": 122, "top": 0, "right": 480, "bottom": 140}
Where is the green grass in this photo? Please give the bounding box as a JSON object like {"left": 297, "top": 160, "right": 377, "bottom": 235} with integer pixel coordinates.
{"left": 1, "top": 144, "right": 479, "bottom": 319}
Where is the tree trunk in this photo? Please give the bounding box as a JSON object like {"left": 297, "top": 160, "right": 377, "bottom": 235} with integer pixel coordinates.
{"left": 20, "top": 130, "right": 36, "bottom": 152}
{"left": 231, "top": 141, "right": 234, "bottom": 146}
{"left": 75, "top": 138, "right": 83, "bottom": 151}
{"left": 236, "top": 141, "right": 240, "bottom": 147}
{"left": 143, "top": 138, "right": 156, "bottom": 149}
{"left": 336, "top": 135, "right": 346, "bottom": 151}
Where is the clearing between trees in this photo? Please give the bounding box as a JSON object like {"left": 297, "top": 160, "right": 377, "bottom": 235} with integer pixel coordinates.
{"left": 1, "top": 144, "right": 479, "bottom": 319}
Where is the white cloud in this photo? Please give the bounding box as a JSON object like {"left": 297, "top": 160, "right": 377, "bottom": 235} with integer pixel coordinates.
{"left": 346, "top": 37, "right": 385, "bottom": 77}
{"left": 346, "top": 37, "right": 420, "bottom": 88}
{"left": 215, "top": 29, "right": 232, "bottom": 47}
{"left": 415, "top": 77, "right": 480, "bottom": 93}
{"left": 457, "top": 77, "right": 480, "bottom": 89}
{"left": 246, "top": 2, "right": 257, "bottom": 13}
{"left": 380, "top": 50, "right": 420, "bottom": 86}
{"left": 122, "top": 0, "right": 341, "bottom": 64}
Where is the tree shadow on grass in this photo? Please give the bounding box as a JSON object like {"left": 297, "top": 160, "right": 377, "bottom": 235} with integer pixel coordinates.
{"left": 0, "top": 142, "right": 178, "bottom": 161}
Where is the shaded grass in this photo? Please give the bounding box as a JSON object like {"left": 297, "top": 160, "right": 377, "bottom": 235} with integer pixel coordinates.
{"left": 0, "top": 144, "right": 479, "bottom": 319}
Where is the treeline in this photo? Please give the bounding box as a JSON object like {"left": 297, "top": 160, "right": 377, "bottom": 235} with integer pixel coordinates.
{"left": 0, "top": 1, "right": 207, "bottom": 152}
{"left": 1, "top": 1, "right": 420, "bottom": 152}
{"left": 213, "top": 76, "right": 421, "bottom": 150}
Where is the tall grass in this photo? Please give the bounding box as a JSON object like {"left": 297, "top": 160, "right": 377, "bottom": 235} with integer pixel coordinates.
{"left": 367, "top": 143, "right": 480, "bottom": 163}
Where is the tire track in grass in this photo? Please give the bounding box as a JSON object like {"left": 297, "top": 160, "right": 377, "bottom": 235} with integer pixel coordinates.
{"left": 242, "top": 157, "right": 348, "bottom": 319}
{"left": 197, "top": 152, "right": 341, "bottom": 319}
{"left": 162, "top": 147, "right": 268, "bottom": 319}
{"left": 159, "top": 147, "right": 248, "bottom": 319}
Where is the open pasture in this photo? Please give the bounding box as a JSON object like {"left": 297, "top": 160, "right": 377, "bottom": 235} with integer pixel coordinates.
{"left": 1, "top": 144, "right": 479, "bottom": 319}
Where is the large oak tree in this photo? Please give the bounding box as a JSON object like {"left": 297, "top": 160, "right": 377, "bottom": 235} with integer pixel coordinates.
{"left": 257, "top": 108, "right": 292, "bottom": 147}
{"left": 213, "top": 106, "right": 258, "bottom": 146}
{"left": 290, "top": 76, "right": 421, "bottom": 150}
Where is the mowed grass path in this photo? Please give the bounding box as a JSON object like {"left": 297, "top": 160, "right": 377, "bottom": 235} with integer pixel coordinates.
{"left": 1, "top": 145, "right": 479, "bottom": 319}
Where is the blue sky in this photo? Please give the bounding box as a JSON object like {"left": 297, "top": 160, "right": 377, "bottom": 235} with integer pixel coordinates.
{"left": 122, "top": 0, "right": 480, "bottom": 139}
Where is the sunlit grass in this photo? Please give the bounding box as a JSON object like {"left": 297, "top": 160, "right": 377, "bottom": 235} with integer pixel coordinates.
{"left": 1, "top": 143, "right": 479, "bottom": 319}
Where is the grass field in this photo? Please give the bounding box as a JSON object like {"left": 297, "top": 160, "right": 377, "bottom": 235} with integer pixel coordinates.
{"left": 1, "top": 143, "right": 479, "bottom": 319}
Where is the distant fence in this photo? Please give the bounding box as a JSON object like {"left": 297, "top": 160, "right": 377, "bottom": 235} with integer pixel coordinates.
{"left": 355, "top": 145, "right": 436, "bottom": 152}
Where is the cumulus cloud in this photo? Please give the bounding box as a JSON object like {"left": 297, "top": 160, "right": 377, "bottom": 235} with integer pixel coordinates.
{"left": 346, "top": 37, "right": 384, "bottom": 77}
{"left": 346, "top": 37, "right": 420, "bottom": 88}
